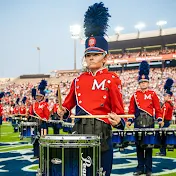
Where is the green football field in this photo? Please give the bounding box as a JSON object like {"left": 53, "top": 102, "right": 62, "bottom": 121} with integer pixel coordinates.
{"left": 0, "top": 122, "right": 176, "bottom": 176}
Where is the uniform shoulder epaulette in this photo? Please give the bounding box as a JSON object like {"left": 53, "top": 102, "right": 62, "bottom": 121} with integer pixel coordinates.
{"left": 148, "top": 89, "right": 155, "bottom": 94}
{"left": 108, "top": 71, "right": 120, "bottom": 78}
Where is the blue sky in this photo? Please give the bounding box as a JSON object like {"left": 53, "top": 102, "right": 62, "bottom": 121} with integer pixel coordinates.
{"left": 0, "top": 0, "right": 176, "bottom": 77}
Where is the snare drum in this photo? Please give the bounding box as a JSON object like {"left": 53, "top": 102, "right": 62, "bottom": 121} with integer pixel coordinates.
{"left": 141, "top": 128, "right": 162, "bottom": 148}
{"left": 20, "top": 122, "right": 38, "bottom": 138}
{"left": 21, "top": 117, "right": 28, "bottom": 122}
{"left": 12, "top": 116, "right": 21, "bottom": 132}
{"left": 12, "top": 116, "right": 21, "bottom": 125}
{"left": 39, "top": 134, "right": 101, "bottom": 176}
{"left": 163, "top": 128, "right": 176, "bottom": 148}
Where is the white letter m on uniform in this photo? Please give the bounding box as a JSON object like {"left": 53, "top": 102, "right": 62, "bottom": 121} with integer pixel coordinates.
{"left": 144, "top": 94, "right": 151, "bottom": 100}
{"left": 92, "top": 79, "right": 106, "bottom": 90}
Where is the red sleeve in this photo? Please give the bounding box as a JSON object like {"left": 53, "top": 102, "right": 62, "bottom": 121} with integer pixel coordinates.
{"left": 152, "top": 92, "right": 162, "bottom": 119}
{"left": 109, "top": 76, "right": 124, "bottom": 115}
{"left": 162, "top": 103, "right": 169, "bottom": 119}
{"left": 128, "top": 95, "right": 135, "bottom": 114}
{"left": 24, "top": 107, "right": 27, "bottom": 114}
{"left": 29, "top": 105, "right": 34, "bottom": 115}
{"left": 43, "top": 103, "right": 50, "bottom": 120}
{"left": 0, "top": 105, "right": 3, "bottom": 116}
{"left": 62, "top": 79, "right": 76, "bottom": 112}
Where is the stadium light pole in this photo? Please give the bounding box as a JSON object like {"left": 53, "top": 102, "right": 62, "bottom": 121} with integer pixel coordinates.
{"left": 114, "top": 26, "right": 124, "bottom": 40}
{"left": 135, "top": 22, "right": 146, "bottom": 38}
{"left": 156, "top": 20, "right": 167, "bottom": 36}
{"left": 70, "top": 25, "right": 81, "bottom": 70}
{"left": 37, "top": 47, "right": 40, "bottom": 74}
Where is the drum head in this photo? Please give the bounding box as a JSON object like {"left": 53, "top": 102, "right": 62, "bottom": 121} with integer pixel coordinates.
{"left": 21, "top": 122, "right": 38, "bottom": 126}
{"left": 40, "top": 134, "right": 100, "bottom": 147}
{"left": 163, "top": 128, "right": 176, "bottom": 132}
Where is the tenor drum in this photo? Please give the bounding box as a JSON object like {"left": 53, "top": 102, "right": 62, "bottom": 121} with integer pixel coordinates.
{"left": 38, "top": 134, "right": 101, "bottom": 176}
{"left": 141, "top": 128, "right": 162, "bottom": 148}
{"left": 112, "top": 130, "right": 123, "bottom": 147}
{"left": 20, "top": 122, "right": 38, "bottom": 138}
{"left": 12, "top": 116, "right": 20, "bottom": 125}
{"left": 163, "top": 128, "right": 176, "bottom": 149}
{"left": 123, "top": 129, "right": 137, "bottom": 146}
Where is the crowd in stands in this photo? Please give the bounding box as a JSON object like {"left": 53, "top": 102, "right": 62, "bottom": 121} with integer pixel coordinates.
{"left": 0, "top": 67, "right": 176, "bottom": 120}
{"left": 110, "top": 49, "right": 176, "bottom": 60}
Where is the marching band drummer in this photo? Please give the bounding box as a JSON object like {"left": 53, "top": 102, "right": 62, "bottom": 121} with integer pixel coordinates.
{"left": 30, "top": 80, "right": 50, "bottom": 159}
{"left": 19, "top": 97, "right": 27, "bottom": 118}
{"left": 0, "top": 92, "right": 4, "bottom": 126}
{"left": 126, "top": 61, "right": 163, "bottom": 176}
{"left": 52, "top": 97, "right": 61, "bottom": 134}
{"left": 156, "top": 78, "right": 174, "bottom": 156}
{"left": 57, "top": 2, "right": 125, "bottom": 176}
{"left": 12, "top": 97, "right": 20, "bottom": 132}
{"left": 19, "top": 97, "right": 27, "bottom": 139}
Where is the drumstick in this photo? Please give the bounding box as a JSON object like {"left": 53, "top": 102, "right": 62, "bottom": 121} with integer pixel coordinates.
{"left": 57, "top": 84, "right": 63, "bottom": 110}
{"left": 70, "top": 114, "right": 134, "bottom": 118}
{"left": 30, "top": 115, "right": 48, "bottom": 122}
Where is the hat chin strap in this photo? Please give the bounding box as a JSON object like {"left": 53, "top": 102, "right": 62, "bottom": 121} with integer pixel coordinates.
{"left": 37, "top": 96, "right": 44, "bottom": 102}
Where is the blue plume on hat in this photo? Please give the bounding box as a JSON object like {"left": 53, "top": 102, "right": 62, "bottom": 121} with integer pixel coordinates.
{"left": 32, "top": 87, "right": 36, "bottom": 99}
{"left": 38, "top": 80, "right": 47, "bottom": 96}
{"left": 164, "top": 78, "right": 174, "bottom": 96}
{"left": 138, "top": 61, "right": 150, "bottom": 82}
{"left": 84, "top": 2, "right": 111, "bottom": 54}
{"left": 16, "top": 98, "right": 20, "bottom": 105}
{"left": 5, "top": 92, "right": 11, "bottom": 96}
{"left": 0, "top": 92, "right": 5, "bottom": 99}
{"left": 22, "top": 97, "right": 27, "bottom": 104}
{"left": 84, "top": 2, "right": 111, "bottom": 37}
{"left": 56, "top": 90, "right": 58, "bottom": 97}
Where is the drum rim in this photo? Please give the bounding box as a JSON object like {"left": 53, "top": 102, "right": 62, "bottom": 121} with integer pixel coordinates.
{"left": 40, "top": 134, "right": 100, "bottom": 141}
{"left": 20, "top": 122, "right": 38, "bottom": 126}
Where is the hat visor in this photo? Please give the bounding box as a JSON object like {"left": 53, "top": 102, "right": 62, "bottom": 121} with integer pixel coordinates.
{"left": 84, "top": 47, "right": 106, "bottom": 55}
{"left": 36, "top": 93, "right": 44, "bottom": 97}
{"left": 138, "top": 79, "right": 149, "bottom": 83}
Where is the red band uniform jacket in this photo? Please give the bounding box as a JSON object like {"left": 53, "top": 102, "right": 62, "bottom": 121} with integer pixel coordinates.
{"left": 128, "top": 89, "right": 162, "bottom": 123}
{"left": 162, "top": 100, "right": 174, "bottom": 121}
{"left": 62, "top": 68, "right": 125, "bottom": 128}
{"left": 30, "top": 101, "right": 50, "bottom": 121}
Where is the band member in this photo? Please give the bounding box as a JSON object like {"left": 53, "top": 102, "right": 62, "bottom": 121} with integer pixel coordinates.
{"left": 13, "top": 98, "right": 20, "bottom": 132}
{"left": 19, "top": 97, "right": 27, "bottom": 116}
{"left": 156, "top": 78, "right": 174, "bottom": 156}
{"left": 19, "top": 97, "right": 27, "bottom": 139}
{"left": 0, "top": 92, "right": 4, "bottom": 125}
{"left": 30, "top": 80, "right": 50, "bottom": 159}
{"left": 52, "top": 98, "right": 61, "bottom": 134}
{"left": 57, "top": 3, "right": 125, "bottom": 176}
{"left": 13, "top": 98, "right": 20, "bottom": 114}
{"left": 126, "top": 61, "right": 163, "bottom": 176}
